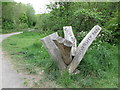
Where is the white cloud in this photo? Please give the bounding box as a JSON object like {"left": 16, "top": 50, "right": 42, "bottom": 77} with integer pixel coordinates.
{"left": 14, "top": 0, "right": 53, "bottom": 14}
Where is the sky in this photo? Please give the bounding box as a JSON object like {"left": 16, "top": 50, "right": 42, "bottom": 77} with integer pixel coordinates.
{"left": 14, "top": 0, "right": 53, "bottom": 14}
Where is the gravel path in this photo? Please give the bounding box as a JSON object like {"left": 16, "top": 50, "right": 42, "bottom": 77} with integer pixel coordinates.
{"left": 0, "top": 32, "right": 28, "bottom": 88}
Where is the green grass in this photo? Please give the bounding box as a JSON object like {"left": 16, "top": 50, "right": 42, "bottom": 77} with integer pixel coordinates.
{"left": 2, "top": 31, "right": 118, "bottom": 88}
{"left": 2, "top": 28, "right": 31, "bottom": 34}
{"left": 2, "top": 29, "right": 21, "bottom": 34}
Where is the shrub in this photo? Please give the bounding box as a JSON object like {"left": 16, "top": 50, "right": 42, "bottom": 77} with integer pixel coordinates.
{"left": 78, "top": 42, "right": 118, "bottom": 76}
{"left": 76, "top": 31, "right": 88, "bottom": 44}
{"left": 18, "top": 23, "right": 28, "bottom": 29}
{"left": 76, "top": 28, "right": 114, "bottom": 45}
{"left": 2, "top": 20, "right": 15, "bottom": 29}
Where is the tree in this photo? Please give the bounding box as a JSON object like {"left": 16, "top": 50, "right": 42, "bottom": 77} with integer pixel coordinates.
{"left": 2, "top": 1, "right": 36, "bottom": 30}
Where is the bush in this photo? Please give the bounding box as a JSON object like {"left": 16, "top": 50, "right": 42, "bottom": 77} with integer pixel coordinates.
{"left": 104, "top": 12, "right": 119, "bottom": 44}
{"left": 78, "top": 42, "right": 118, "bottom": 76}
{"left": 18, "top": 23, "right": 28, "bottom": 29}
{"left": 76, "top": 28, "right": 114, "bottom": 45}
{"left": 76, "top": 31, "right": 88, "bottom": 44}
{"left": 2, "top": 21, "right": 15, "bottom": 29}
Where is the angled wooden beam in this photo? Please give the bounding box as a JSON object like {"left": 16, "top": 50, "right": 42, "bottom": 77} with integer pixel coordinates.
{"left": 63, "top": 26, "right": 77, "bottom": 56}
{"left": 68, "top": 25, "right": 102, "bottom": 73}
{"left": 40, "top": 32, "right": 66, "bottom": 70}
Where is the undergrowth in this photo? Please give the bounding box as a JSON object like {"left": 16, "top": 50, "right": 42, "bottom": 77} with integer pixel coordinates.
{"left": 2, "top": 31, "right": 118, "bottom": 88}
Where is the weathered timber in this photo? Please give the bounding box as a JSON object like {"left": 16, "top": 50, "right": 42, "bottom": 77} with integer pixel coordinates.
{"left": 40, "top": 32, "right": 66, "bottom": 70}
{"left": 68, "top": 25, "right": 102, "bottom": 73}
{"left": 53, "top": 37, "right": 73, "bottom": 65}
{"left": 63, "top": 26, "right": 77, "bottom": 56}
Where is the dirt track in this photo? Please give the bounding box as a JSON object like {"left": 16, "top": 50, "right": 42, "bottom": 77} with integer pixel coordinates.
{"left": 0, "top": 32, "right": 27, "bottom": 88}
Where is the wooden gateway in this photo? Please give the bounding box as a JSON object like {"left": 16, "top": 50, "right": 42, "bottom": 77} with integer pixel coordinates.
{"left": 40, "top": 25, "right": 102, "bottom": 74}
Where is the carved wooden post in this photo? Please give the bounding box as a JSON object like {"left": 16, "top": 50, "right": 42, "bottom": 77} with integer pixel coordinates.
{"left": 40, "top": 25, "right": 102, "bottom": 74}
{"left": 40, "top": 32, "right": 66, "bottom": 70}
{"left": 63, "top": 26, "right": 77, "bottom": 56}
{"left": 68, "top": 25, "right": 102, "bottom": 73}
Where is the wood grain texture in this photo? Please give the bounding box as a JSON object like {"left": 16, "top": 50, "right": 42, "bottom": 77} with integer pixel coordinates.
{"left": 63, "top": 26, "right": 77, "bottom": 56}
{"left": 40, "top": 32, "right": 66, "bottom": 70}
{"left": 68, "top": 25, "right": 102, "bottom": 73}
{"left": 53, "top": 37, "right": 73, "bottom": 65}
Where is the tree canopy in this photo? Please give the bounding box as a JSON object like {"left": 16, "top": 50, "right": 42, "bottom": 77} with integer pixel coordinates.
{"left": 2, "top": 2, "right": 36, "bottom": 30}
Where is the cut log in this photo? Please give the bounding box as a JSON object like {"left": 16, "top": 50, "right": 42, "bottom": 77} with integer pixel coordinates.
{"left": 63, "top": 26, "right": 77, "bottom": 56}
{"left": 53, "top": 37, "right": 73, "bottom": 65}
{"left": 68, "top": 25, "right": 102, "bottom": 73}
{"left": 40, "top": 32, "right": 66, "bottom": 70}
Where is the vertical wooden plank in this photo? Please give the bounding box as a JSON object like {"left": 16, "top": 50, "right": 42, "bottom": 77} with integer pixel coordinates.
{"left": 68, "top": 25, "right": 102, "bottom": 73}
{"left": 40, "top": 32, "right": 66, "bottom": 70}
{"left": 63, "top": 26, "right": 77, "bottom": 56}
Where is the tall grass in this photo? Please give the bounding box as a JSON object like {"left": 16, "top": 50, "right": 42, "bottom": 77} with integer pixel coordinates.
{"left": 2, "top": 31, "right": 118, "bottom": 88}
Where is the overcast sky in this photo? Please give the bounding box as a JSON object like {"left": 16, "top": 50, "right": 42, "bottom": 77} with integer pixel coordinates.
{"left": 14, "top": 0, "right": 53, "bottom": 14}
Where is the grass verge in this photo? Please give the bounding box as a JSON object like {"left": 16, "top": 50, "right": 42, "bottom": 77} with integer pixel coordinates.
{"left": 2, "top": 31, "right": 118, "bottom": 88}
